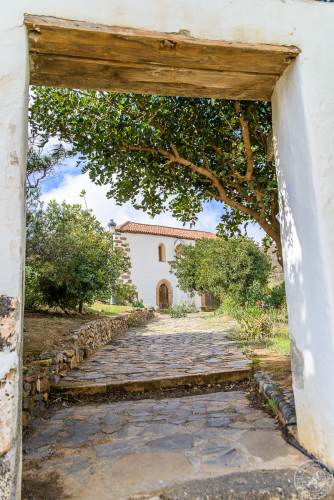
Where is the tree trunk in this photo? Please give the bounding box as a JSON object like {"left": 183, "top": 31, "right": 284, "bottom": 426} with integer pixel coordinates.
{"left": 79, "top": 299, "right": 84, "bottom": 314}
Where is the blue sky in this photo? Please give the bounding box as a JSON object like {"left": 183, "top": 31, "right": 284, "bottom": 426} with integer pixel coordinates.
{"left": 41, "top": 157, "right": 264, "bottom": 241}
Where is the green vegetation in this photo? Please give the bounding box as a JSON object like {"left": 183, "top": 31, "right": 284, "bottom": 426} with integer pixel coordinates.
{"left": 266, "top": 398, "right": 278, "bottom": 412}
{"left": 269, "top": 324, "right": 290, "bottom": 355}
{"left": 85, "top": 302, "right": 133, "bottom": 316}
{"left": 30, "top": 89, "right": 282, "bottom": 263}
{"left": 26, "top": 200, "right": 131, "bottom": 313}
{"left": 170, "top": 236, "right": 271, "bottom": 305}
{"left": 216, "top": 294, "right": 289, "bottom": 354}
{"left": 168, "top": 302, "right": 197, "bottom": 318}
{"left": 170, "top": 235, "right": 287, "bottom": 353}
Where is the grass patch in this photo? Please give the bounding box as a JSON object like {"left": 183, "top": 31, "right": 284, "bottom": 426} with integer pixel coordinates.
{"left": 85, "top": 301, "right": 133, "bottom": 316}
{"left": 216, "top": 297, "right": 290, "bottom": 356}
{"left": 269, "top": 324, "right": 290, "bottom": 355}
{"left": 266, "top": 398, "right": 278, "bottom": 412}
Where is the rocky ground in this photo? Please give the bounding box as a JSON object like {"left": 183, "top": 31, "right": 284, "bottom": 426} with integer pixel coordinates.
{"left": 22, "top": 314, "right": 331, "bottom": 499}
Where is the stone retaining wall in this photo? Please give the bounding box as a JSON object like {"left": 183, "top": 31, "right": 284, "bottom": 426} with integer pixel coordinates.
{"left": 22, "top": 309, "right": 154, "bottom": 426}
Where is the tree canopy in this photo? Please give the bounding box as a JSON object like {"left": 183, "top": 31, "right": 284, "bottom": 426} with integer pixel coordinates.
{"left": 26, "top": 200, "right": 129, "bottom": 312}
{"left": 170, "top": 237, "right": 271, "bottom": 304}
{"left": 30, "top": 88, "right": 281, "bottom": 263}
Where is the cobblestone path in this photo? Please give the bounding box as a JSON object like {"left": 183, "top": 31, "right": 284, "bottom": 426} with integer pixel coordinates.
{"left": 24, "top": 392, "right": 304, "bottom": 500}
{"left": 55, "top": 314, "right": 251, "bottom": 394}
{"left": 23, "top": 315, "right": 308, "bottom": 499}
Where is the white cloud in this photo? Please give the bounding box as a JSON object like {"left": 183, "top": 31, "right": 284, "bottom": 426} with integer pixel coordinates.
{"left": 41, "top": 172, "right": 221, "bottom": 232}
{"left": 41, "top": 172, "right": 265, "bottom": 242}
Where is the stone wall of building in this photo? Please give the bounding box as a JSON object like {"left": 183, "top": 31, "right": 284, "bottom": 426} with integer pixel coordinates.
{"left": 22, "top": 309, "right": 154, "bottom": 426}
{"left": 114, "top": 231, "right": 133, "bottom": 286}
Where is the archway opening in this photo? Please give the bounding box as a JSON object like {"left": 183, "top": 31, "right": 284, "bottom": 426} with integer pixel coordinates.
{"left": 156, "top": 279, "right": 173, "bottom": 309}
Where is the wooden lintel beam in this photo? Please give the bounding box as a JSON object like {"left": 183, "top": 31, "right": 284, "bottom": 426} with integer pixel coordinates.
{"left": 25, "top": 14, "right": 300, "bottom": 101}
{"left": 30, "top": 53, "right": 277, "bottom": 100}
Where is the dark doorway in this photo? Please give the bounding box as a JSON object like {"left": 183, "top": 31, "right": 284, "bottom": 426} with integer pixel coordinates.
{"left": 159, "top": 283, "right": 169, "bottom": 309}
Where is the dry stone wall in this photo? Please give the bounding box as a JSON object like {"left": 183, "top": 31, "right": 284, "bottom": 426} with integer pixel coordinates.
{"left": 22, "top": 309, "right": 154, "bottom": 426}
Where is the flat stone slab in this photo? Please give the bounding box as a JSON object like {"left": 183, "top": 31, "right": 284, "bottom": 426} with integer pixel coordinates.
{"left": 23, "top": 391, "right": 305, "bottom": 500}
{"left": 54, "top": 314, "right": 252, "bottom": 395}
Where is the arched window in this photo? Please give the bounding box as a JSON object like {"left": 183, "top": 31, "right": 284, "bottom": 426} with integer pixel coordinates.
{"left": 158, "top": 243, "right": 166, "bottom": 262}
{"left": 175, "top": 244, "right": 183, "bottom": 257}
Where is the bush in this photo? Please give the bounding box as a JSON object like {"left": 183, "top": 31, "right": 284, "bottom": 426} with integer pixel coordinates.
{"left": 239, "top": 312, "right": 275, "bottom": 342}
{"left": 133, "top": 299, "right": 144, "bottom": 309}
{"left": 168, "top": 302, "right": 196, "bottom": 318}
{"left": 215, "top": 296, "right": 244, "bottom": 321}
{"left": 265, "top": 282, "right": 286, "bottom": 308}
{"left": 217, "top": 294, "right": 275, "bottom": 343}
{"left": 245, "top": 280, "right": 267, "bottom": 306}
{"left": 113, "top": 282, "right": 138, "bottom": 305}
{"left": 25, "top": 265, "right": 43, "bottom": 310}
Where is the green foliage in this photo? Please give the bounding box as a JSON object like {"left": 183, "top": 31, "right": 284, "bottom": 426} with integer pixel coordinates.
{"left": 86, "top": 302, "right": 133, "bottom": 316}
{"left": 245, "top": 280, "right": 267, "bottom": 305}
{"left": 26, "top": 200, "right": 129, "bottom": 311}
{"left": 265, "top": 282, "right": 286, "bottom": 308}
{"left": 24, "top": 265, "right": 43, "bottom": 310}
{"left": 216, "top": 295, "right": 279, "bottom": 344}
{"left": 113, "top": 282, "right": 138, "bottom": 305}
{"left": 29, "top": 88, "right": 281, "bottom": 255}
{"left": 168, "top": 302, "right": 196, "bottom": 318}
{"left": 266, "top": 398, "right": 278, "bottom": 412}
{"left": 239, "top": 312, "right": 275, "bottom": 342}
{"left": 170, "top": 236, "right": 271, "bottom": 305}
{"left": 26, "top": 141, "right": 67, "bottom": 191}
{"left": 133, "top": 299, "right": 145, "bottom": 309}
{"left": 215, "top": 296, "right": 244, "bottom": 321}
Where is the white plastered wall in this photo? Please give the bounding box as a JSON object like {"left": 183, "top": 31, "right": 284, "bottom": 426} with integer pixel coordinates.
{"left": 2, "top": 0, "right": 334, "bottom": 496}
{"left": 124, "top": 232, "right": 201, "bottom": 308}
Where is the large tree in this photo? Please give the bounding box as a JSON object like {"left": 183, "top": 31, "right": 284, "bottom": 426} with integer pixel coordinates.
{"left": 30, "top": 88, "right": 282, "bottom": 263}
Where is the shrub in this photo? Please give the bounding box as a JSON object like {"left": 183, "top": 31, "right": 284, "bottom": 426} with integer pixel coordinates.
{"left": 215, "top": 296, "right": 244, "bottom": 321}
{"left": 239, "top": 312, "right": 275, "bottom": 342}
{"left": 265, "top": 282, "right": 286, "bottom": 308}
{"left": 24, "top": 265, "right": 43, "bottom": 310}
{"left": 133, "top": 299, "right": 144, "bottom": 309}
{"left": 113, "top": 282, "right": 138, "bottom": 305}
{"left": 168, "top": 302, "right": 196, "bottom": 318}
{"left": 245, "top": 280, "right": 267, "bottom": 306}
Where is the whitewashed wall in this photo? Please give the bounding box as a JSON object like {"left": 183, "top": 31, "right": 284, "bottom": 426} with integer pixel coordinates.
{"left": 2, "top": 1, "right": 334, "bottom": 496}
{"left": 124, "top": 233, "right": 201, "bottom": 308}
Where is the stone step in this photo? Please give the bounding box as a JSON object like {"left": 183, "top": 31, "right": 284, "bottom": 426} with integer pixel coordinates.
{"left": 134, "top": 469, "right": 310, "bottom": 499}
{"left": 52, "top": 366, "right": 252, "bottom": 396}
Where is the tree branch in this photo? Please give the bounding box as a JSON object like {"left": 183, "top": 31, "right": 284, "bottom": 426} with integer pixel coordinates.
{"left": 128, "top": 144, "right": 264, "bottom": 226}
{"left": 234, "top": 101, "right": 254, "bottom": 181}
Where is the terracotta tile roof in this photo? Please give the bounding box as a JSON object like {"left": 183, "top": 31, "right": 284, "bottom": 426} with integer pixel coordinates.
{"left": 116, "top": 221, "right": 216, "bottom": 240}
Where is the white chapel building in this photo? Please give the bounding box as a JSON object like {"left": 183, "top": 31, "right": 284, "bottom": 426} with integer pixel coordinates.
{"left": 115, "top": 221, "right": 216, "bottom": 309}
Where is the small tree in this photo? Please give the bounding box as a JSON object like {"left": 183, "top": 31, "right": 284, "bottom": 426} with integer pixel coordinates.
{"left": 26, "top": 201, "right": 129, "bottom": 312}
{"left": 170, "top": 237, "right": 271, "bottom": 305}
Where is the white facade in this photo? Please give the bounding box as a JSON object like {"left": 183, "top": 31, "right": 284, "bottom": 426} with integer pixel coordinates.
{"left": 122, "top": 231, "right": 202, "bottom": 309}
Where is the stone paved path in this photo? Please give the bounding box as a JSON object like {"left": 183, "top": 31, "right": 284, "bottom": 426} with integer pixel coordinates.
{"left": 55, "top": 314, "right": 251, "bottom": 394}
{"left": 23, "top": 315, "right": 310, "bottom": 499}
{"left": 23, "top": 391, "right": 305, "bottom": 500}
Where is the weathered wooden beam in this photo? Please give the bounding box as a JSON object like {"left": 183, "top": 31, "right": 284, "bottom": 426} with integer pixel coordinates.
{"left": 30, "top": 53, "right": 278, "bottom": 100}
{"left": 25, "top": 15, "right": 299, "bottom": 100}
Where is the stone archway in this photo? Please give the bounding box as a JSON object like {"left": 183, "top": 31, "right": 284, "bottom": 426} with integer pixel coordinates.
{"left": 156, "top": 279, "right": 173, "bottom": 309}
